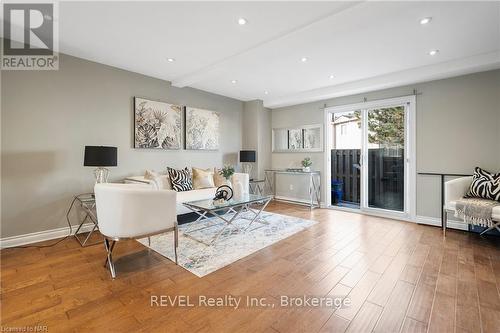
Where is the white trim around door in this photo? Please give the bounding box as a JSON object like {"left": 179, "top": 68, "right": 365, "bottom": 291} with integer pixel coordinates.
{"left": 323, "top": 95, "right": 417, "bottom": 222}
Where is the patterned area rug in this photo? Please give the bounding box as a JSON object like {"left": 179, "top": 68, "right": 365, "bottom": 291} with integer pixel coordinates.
{"left": 138, "top": 211, "right": 316, "bottom": 277}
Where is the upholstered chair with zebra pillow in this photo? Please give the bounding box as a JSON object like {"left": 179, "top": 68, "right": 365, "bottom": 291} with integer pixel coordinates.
{"left": 444, "top": 167, "right": 500, "bottom": 236}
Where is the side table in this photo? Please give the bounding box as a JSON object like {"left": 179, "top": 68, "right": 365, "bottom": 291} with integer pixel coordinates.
{"left": 66, "top": 193, "right": 101, "bottom": 246}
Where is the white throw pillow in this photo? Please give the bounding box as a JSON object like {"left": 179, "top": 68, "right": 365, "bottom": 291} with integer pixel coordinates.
{"left": 144, "top": 169, "right": 159, "bottom": 180}
{"left": 192, "top": 167, "right": 215, "bottom": 189}
{"left": 144, "top": 170, "right": 172, "bottom": 190}
{"left": 152, "top": 175, "right": 172, "bottom": 190}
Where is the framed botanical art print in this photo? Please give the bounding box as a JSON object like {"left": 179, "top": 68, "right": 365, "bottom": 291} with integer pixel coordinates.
{"left": 303, "top": 126, "right": 321, "bottom": 149}
{"left": 288, "top": 128, "right": 303, "bottom": 150}
{"left": 185, "top": 107, "right": 220, "bottom": 150}
{"left": 134, "top": 97, "right": 182, "bottom": 149}
{"left": 272, "top": 124, "right": 323, "bottom": 152}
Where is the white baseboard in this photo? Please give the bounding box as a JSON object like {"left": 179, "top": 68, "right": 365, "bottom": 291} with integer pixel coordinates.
{"left": 276, "top": 195, "right": 469, "bottom": 231}
{"left": 324, "top": 204, "right": 469, "bottom": 231}
{"left": 415, "top": 215, "right": 468, "bottom": 231}
{"left": 0, "top": 223, "right": 95, "bottom": 249}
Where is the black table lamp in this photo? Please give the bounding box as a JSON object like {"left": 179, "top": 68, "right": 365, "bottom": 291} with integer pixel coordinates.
{"left": 84, "top": 146, "right": 117, "bottom": 183}
{"left": 240, "top": 150, "right": 256, "bottom": 179}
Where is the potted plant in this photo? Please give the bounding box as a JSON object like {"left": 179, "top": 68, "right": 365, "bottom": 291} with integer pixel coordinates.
{"left": 219, "top": 165, "right": 235, "bottom": 186}
{"left": 301, "top": 157, "right": 312, "bottom": 172}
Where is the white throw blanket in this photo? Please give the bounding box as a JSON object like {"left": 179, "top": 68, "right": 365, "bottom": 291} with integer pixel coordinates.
{"left": 455, "top": 197, "right": 499, "bottom": 227}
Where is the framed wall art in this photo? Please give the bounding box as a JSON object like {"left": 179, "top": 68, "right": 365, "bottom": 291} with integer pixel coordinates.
{"left": 134, "top": 97, "right": 182, "bottom": 149}
{"left": 185, "top": 107, "right": 220, "bottom": 150}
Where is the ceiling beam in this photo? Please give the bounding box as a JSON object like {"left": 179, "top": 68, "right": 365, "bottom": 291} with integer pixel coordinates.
{"left": 265, "top": 51, "right": 500, "bottom": 108}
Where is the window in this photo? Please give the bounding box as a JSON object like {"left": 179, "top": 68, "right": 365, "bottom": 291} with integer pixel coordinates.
{"left": 340, "top": 124, "right": 347, "bottom": 135}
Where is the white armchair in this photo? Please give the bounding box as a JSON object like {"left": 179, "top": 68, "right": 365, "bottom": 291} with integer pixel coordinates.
{"left": 94, "top": 183, "right": 178, "bottom": 278}
{"left": 444, "top": 176, "right": 500, "bottom": 236}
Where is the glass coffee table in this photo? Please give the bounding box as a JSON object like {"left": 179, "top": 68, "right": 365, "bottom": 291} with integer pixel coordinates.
{"left": 182, "top": 194, "right": 272, "bottom": 245}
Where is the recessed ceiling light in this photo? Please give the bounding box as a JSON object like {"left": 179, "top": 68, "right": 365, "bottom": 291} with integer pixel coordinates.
{"left": 329, "top": 74, "right": 334, "bottom": 79}
{"left": 428, "top": 49, "right": 439, "bottom": 56}
{"left": 167, "top": 58, "right": 175, "bottom": 62}
{"left": 264, "top": 91, "right": 269, "bottom": 95}
{"left": 231, "top": 80, "right": 237, "bottom": 84}
{"left": 419, "top": 17, "right": 432, "bottom": 25}
{"left": 301, "top": 57, "right": 308, "bottom": 62}
{"left": 238, "top": 18, "right": 247, "bottom": 25}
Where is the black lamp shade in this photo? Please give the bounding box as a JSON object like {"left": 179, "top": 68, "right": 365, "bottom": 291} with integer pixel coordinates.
{"left": 84, "top": 146, "right": 117, "bottom": 167}
{"left": 240, "top": 150, "right": 256, "bottom": 163}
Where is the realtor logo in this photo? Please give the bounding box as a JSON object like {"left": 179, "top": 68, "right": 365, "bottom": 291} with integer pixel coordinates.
{"left": 2, "top": 2, "right": 59, "bottom": 70}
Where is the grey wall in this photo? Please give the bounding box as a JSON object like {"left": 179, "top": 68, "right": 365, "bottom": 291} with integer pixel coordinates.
{"left": 242, "top": 100, "right": 260, "bottom": 180}
{"left": 242, "top": 100, "right": 272, "bottom": 180}
{"left": 259, "top": 107, "right": 272, "bottom": 180}
{"left": 271, "top": 70, "right": 500, "bottom": 217}
{"left": 1, "top": 54, "right": 243, "bottom": 238}
{"left": 271, "top": 104, "right": 324, "bottom": 202}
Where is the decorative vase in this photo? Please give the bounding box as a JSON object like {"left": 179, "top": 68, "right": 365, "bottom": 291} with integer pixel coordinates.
{"left": 302, "top": 166, "right": 311, "bottom": 172}
{"left": 233, "top": 181, "right": 244, "bottom": 200}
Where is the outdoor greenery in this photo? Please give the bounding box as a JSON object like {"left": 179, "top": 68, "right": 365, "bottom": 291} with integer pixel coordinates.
{"left": 354, "top": 107, "right": 404, "bottom": 145}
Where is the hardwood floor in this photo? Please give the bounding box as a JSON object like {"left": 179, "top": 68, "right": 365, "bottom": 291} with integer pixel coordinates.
{"left": 1, "top": 201, "right": 500, "bottom": 332}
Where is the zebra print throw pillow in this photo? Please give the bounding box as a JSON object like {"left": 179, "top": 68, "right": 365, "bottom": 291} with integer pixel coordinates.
{"left": 465, "top": 167, "right": 500, "bottom": 202}
{"left": 167, "top": 167, "right": 193, "bottom": 192}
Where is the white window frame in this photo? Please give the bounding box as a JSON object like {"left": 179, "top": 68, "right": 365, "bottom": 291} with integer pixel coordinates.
{"left": 323, "top": 95, "right": 416, "bottom": 222}
{"left": 340, "top": 124, "right": 347, "bottom": 135}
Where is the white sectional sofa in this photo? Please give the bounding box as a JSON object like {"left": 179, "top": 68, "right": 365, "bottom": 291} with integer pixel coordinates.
{"left": 124, "top": 173, "right": 249, "bottom": 215}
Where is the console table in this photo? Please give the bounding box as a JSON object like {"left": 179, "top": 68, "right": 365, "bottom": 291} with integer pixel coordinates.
{"left": 249, "top": 179, "right": 266, "bottom": 196}
{"left": 264, "top": 169, "right": 321, "bottom": 209}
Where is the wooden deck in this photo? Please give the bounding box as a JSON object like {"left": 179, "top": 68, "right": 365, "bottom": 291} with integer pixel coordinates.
{"left": 1, "top": 201, "right": 499, "bottom": 332}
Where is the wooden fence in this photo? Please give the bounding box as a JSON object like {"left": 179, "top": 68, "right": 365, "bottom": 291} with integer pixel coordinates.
{"left": 331, "top": 149, "right": 361, "bottom": 204}
{"left": 331, "top": 149, "right": 404, "bottom": 211}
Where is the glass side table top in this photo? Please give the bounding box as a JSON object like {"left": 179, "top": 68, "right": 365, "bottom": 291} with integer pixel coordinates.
{"left": 184, "top": 194, "right": 272, "bottom": 211}
{"left": 265, "top": 169, "right": 321, "bottom": 175}
{"left": 76, "top": 193, "right": 95, "bottom": 204}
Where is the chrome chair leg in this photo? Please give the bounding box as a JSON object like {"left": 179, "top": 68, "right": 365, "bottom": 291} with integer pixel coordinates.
{"left": 480, "top": 220, "right": 500, "bottom": 236}
{"left": 103, "top": 240, "right": 116, "bottom": 267}
{"left": 104, "top": 238, "right": 116, "bottom": 279}
{"left": 174, "top": 222, "right": 179, "bottom": 264}
{"left": 443, "top": 209, "right": 447, "bottom": 237}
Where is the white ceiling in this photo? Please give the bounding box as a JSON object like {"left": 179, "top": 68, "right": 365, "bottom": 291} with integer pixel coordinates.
{"left": 45, "top": 2, "right": 500, "bottom": 107}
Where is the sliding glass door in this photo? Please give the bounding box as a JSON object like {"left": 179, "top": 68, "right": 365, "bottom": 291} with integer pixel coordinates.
{"left": 326, "top": 97, "right": 415, "bottom": 219}
{"left": 366, "top": 106, "right": 405, "bottom": 212}
{"left": 330, "top": 110, "right": 362, "bottom": 209}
